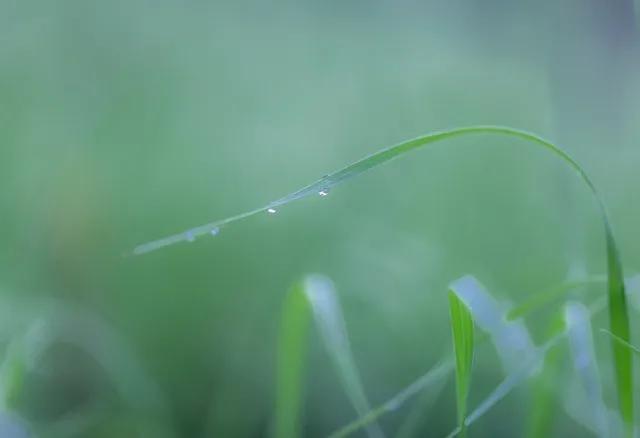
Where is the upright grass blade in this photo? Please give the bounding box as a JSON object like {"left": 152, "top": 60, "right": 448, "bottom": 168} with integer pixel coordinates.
{"left": 525, "top": 339, "right": 563, "bottom": 438}
{"left": 393, "top": 366, "right": 451, "bottom": 438}
{"left": 506, "top": 276, "right": 605, "bottom": 321}
{"left": 448, "top": 290, "right": 475, "bottom": 438}
{"left": 275, "top": 282, "right": 312, "bottom": 438}
{"left": 444, "top": 329, "right": 561, "bottom": 438}
{"left": 275, "top": 275, "right": 383, "bottom": 438}
{"left": 133, "top": 125, "right": 632, "bottom": 429}
{"left": 303, "top": 275, "right": 384, "bottom": 438}
{"left": 565, "top": 302, "right": 609, "bottom": 437}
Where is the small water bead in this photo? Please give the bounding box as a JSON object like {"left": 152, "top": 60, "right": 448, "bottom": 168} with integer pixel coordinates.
{"left": 318, "top": 188, "right": 330, "bottom": 197}
{"left": 267, "top": 208, "right": 277, "bottom": 214}
{"left": 210, "top": 227, "right": 220, "bottom": 237}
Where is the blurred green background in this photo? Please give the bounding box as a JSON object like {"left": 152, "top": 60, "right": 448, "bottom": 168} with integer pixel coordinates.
{"left": 1, "top": 1, "right": 639, "bottom": 436}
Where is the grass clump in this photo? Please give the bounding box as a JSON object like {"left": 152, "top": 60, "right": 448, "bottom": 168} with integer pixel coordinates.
{"left": 135, "top": 125, "right": 633, "bottom": 436}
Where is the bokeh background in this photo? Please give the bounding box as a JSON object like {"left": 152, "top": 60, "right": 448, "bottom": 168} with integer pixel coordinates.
{"left": 1, "top": 1, "right": 639, "bottom": 436}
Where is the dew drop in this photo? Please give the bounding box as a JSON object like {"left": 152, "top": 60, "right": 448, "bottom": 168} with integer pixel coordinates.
{"left": 185, "top": 231, "right": 195, "bottom": 242}
{"left": 210, "top": 227, "right": 220, "bottom": 237}
{"left": 267, "top": 208, "right": 277, "bottom": 214}
{"left": 318, "top": 188, "right": 330, "bottom": 197}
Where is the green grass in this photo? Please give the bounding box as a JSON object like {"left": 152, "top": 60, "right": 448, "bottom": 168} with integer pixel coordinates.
{"left": 602, "top": 329, "right": 640, "bottom": 356}
{"left": 275, "top": 281, "right": 312, "bottom": 438}
{"left": 448, "top": 290, "right": 475, "bottom": 438}
{"left": 276, "top": 275, "right": 382, "bottom": 438}
{"left": 134, "top": 125, "right": 633, "bottom": 436}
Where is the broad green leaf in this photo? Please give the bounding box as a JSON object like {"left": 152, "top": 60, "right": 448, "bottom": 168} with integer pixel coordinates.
{"left": 132, "top": 125, "right": 632, "bottom": 430}
{"left": 448, "top": 290, "right": 475, "bottom": 438}
{"left": 275, "top": 282, "right": 312, "bottom": 438}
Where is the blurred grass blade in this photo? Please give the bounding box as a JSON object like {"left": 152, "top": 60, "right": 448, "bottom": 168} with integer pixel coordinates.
{"left": 328, "top": 360, "right": 452, "bottom": 438}
{"left": 303, "top": 275, "right": 384, "bottom": 438}
{"left": 133, "top": 125, "right": 632, "bottom": 429}
{"left": 448, "top": 289, "right": 475, "bottom": 438}
{"left": 506, "top": 276, "right": 604, "bottom": 321}
{"left": 450, "top": 276, "right": 537, "bottom": 374}
{"left": 603, "top": 227, "right": 633, "bottom": 433}
{"left": 525, "top": 339, "right": 563, "bottom": 438}
{"left": 394, "top": 366, "right": 451, "bottom": 438}
{"left": 445, "top": 337, "right": 559, "bottom": 438}
{"left": 565, "top": 302, "right": 609, "bottom": 437}
{"left": 275, "top": 282, "right": 312, "bottom": 438}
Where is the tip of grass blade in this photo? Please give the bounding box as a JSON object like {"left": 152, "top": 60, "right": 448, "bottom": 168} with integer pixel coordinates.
{"left": 448, "top": 288, "right": 475, "bottom": 438}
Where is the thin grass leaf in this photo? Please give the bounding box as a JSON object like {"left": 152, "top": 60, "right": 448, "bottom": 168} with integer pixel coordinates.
{"left": 132, "top": 125, "right": 632, "bottom": 429}
{"left": 444, "top": 335, "right": 561, "bottom": 438}
{"left": 565, "top": 302, "right": 609, "bottom": 437}
{"left": 275, "top": 282, "right": 312, "bottom": 438}
{"left": 450, "top": 276, "right": 537, "bottom": 374}
{"left": 525, "top": 339, "right": 563, "bottom": 438}
{"left": 506, "top": 276, "right": 605, "bottom": 321}
{"left": 329, "top": 361, "right": 453, "bottom": 438}
{"left": 331, "top": 275, "right": 627, "bottom": 438}
{"left": 601, "top": 329, "right": 640, "bottom": 356}
{"left": 328, "top": 360, "right": 451, "bottom": 438}
{"left": 303, "top": 275, "right": 384, "bottom": 438}
{"left": 448, "top": 290, "right": 475, "bottom": 438}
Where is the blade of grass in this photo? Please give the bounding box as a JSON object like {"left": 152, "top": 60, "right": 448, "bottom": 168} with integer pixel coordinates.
{"left": 327, "top": 360, "right": 452, "bottom": 438}
{"left": 303, "top": 275, "right": 384, "bottom": 438}
{"left": 444, "top": 335, "right": 562, "bottom": 438}
{"left": 525, "top": 311, "right": 566, "bottom": 438}
{"left": 506, "top": 276, "right": 605, "bottom": 321}
{"left": 133, "top": 125, "right": 632, "bottom": 430}
{"left": 601, "top": 329, "right": 640, "bottom": 356}
{"left": 565, "top": 302, "right": 609, "bottom": 437}
{"left": 394, "top": 367, "right": 451, "bottom": 438}
{"left": 330, "top": 276, "right": 622, "bottom": 438}
{"left": 450, "top": 276, "right": 537, "bottom": 374}
{"left": 275, "top": 282, "right": 312, "bottom": 438}
{"left": 448, "top": 290, "right": 475, "bottom": 438}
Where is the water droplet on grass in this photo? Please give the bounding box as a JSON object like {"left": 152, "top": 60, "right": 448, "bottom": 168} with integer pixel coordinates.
{"left": 210, "top": 227, "right": 220, "bottom": 237}
{"left": 267, "top": 208, "right": 277, "bottom": 214}
{"left": 185, "top": 231, "right": 195, "bottom": 242}
{"left": 318, "top": 188, "right": 330, "bottom": 197}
